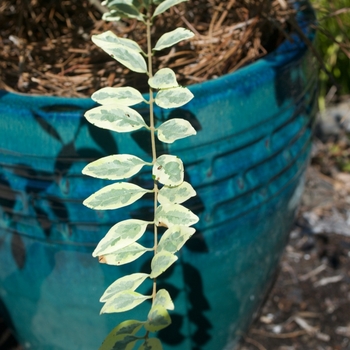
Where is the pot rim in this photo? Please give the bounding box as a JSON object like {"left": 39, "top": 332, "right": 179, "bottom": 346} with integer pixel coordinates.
{"left": 0, "top": 0, "right": 315, "bottom": 102}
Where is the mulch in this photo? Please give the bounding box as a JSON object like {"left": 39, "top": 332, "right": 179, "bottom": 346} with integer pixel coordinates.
{"left": 0, "top": 0, "right": 295, "bottom": 96}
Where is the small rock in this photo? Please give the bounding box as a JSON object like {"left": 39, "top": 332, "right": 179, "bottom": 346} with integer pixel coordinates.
{"left": 315, "top": 98, "right": 350, "bottom": 142}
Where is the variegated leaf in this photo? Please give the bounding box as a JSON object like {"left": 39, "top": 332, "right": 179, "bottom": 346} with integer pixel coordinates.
{"left": 100, "top": 290, "right": 151, "bottom": 314}
{"left": 158, "top": 181, "right": 196, "bottom": 205}
{"left": 152, "top": 155, "right": 184, "bottom": 187}
{"left": 82, "top": 154, "right": 148, "bottom": 180}
{"left": 92, "top": 219, "right": 150, "bottom": 257}
{"left": 138, "top": 338, "right": 162, "bottom": 350}
{"left": 155, "top": 204, "right": 199, "bottom": 227}
{"left": 91, "top": 87, "right": 145, "bottom": 106}
{"left": 99, "top": 333, "right": 138, "bottom": 350}
{"left": 98, "top": 243, "right": 149, "bottom": 266}
{"left": 102, "top": 11, "right": 122, "bottom": 22}
{"left": 145, "top": 304, "right": 171, "bottom": 332}
{"left": 100, "top": 273, "right": 150, "bottom": 302}
{"left": 92, "top": 30, "right": 142, "bottom": 53}
{"left": 99, "top": 320, "right": 143, "bottom": 350}
{"left": 103, "top": 45, "right": 147, "bottom": 73}
{"left": 152, "top": 0, "right": 188, "bottom": 18}
{"left": 84, "top": 105, "right": 147, "bottom": 133}
{"left": 157, "top": 118, "right": 196, "bottom": 143}
{"left": 153, "top": 28, "right": 194, "bottom": 51}
{"left": 105, "top": 1, "right": 144, "bottom": 21}
{"left": 150, "top": 251, "right": 178, "bottom": 278}
{"left": 92, "top": 31, "right": 146, "bottom": 73}
{"left": 155, "top": 87, "right": 194, "bottom": 109}
{"left": 153, "top": 289, "right": 174, "bottom": 310}
{"left": 109, "top": 319, "right": 144, "bottom": 337}
{"left": 83, "top": 182, "right": 149, "bottom": 210}
{"left": 157, "top": 225, "right": 195, "bottom": 254}
{"left": 148, "top": 68, "right": 178, "bottom": 89}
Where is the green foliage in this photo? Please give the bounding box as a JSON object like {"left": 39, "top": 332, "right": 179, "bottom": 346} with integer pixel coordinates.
{"left": 83, "top": 155, "right": 149, "bottom": 180}
{"left": 82, "top": 1, "right": 197, "bottom": 349}
{"left": 84, "top": 105, "right": 148, "bottom": 132}
{"left": 311, "top": 0, "right": 350, "bottom": 106}
{"left": 83, "top": 182, "right": 150, "bottom": 210}
{"left": 152, "top": 155, "right": 184, "bottom": 186}
{"left": 92, "top": 220, "right": 150, "bottom": 256}
{"left": 91, "top": 87, "right": 145, "bottom": 106}
{"left": 158, "top": 181, "right": 196, "bottom": 205}
{"left": 99, "top": 243, "right": 150, "bottom": 266}
{"left": 153, "top": 28, "right": 194, "bottom": 51}
{"left": 157, "top": 119, "right": 196, "bottom": 143}
{"left": 145, "top": 305, "right": 171, "bottom": 332}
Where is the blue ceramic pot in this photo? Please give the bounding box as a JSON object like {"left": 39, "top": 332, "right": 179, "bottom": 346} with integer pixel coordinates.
{"left": 0, "top": 3, "right": 317, "bottom": 350}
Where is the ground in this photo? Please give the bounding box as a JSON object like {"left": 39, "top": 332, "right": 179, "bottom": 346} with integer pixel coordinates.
{"left": 238, "top": 174, "right": 350, "bottom": 350}
{"left": 238, "top": 100, "right": 350, "bottom": 350}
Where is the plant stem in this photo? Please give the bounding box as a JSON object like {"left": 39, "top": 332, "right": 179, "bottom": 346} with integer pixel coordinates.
{"left": 146, "top": 14, "right": 159, "bottom": 302}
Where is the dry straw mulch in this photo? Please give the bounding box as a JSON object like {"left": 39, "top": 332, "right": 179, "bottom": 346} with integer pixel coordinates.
{"left": 0, "top": 0, "right": 296, "bottom": 97}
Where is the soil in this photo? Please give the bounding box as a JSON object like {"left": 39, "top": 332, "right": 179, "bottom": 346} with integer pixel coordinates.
{"left": 0, "top": 0, "right": 294, "bottom": 96}
{"left": 1, "top": 1, "right": 350, "bottom": 349}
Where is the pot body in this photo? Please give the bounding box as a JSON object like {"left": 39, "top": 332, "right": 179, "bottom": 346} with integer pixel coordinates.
{"left": 0, "top": 4, "right": 317, "bottom": 350}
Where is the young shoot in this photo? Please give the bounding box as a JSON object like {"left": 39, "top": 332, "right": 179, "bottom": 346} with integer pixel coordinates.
{"left": 82, "top": 1, "right": 198, "bottom": 349}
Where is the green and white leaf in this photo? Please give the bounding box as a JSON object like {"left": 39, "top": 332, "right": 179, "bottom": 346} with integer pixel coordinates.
{"left": 92, "top": 31, "right": 146, "bottom": 73}
{"left": 99, "top": 243, "right": 149, "bottom": 266}
{"left": 91, "top": 87, "right": 145, "bottom": 106}
{"left": 157, "top": 118, "right": 196, "bottom": 143}
{"left": 138, "top": 338, "right": 162, "bottom": 350}
{"left": 152, "top": 155, "right": 184, "bottom": 187}
{"left": 83, "top": 182, "right": 149, "bottom": 210}
{"left": 152, "top": 0, "right": 188, "bottom": 18}
{"left": 105, "top": 1, "right": 144, "bottom": 21}
{"left": 103, "top": 45, "right": 147, "bottom": 73}
{"left": 155, "top": 204, "right": 199, "bottom": 227}
{"left": 102, "top": 11, "right": 122, "bottom": 22}
{"left": 82, "top": 155, "right": 148, "bottom": 180}
{"left": 150, "top": 251, "right": 178, "bottom": 278}
{"left": 93, "top": 219, "right": 150, "bottom": 257}
{"left": 145, "top": 304, "right": 171, "bottom": 332}
{"left": 157, "top": 225, "right": 195, "bottom": 254}
{"left": 158, "top": 181, "right": 196, "bottom": 205}
{"left": 153, "top": 28, "right": 194, "bottom": 51}
{"left": 153, "top": 289, "right": 174, "bottom": 310}
{"left": 84, "top": 105, "right": 147, "bottom": 132}
{"left": 109, "top": 319, "right": 144, "bottom": 337}
{"left": 155, "top": 87, "right": 194, "bottom": 109}
{"left": 99, "top": 333, "right": 138, "bottom": 350}
{"left": 148, "top": 68, "right": 178, "bottom": 89}
{"left": 142, "top": 0, "right": 152, "bottom": 8}
{"left": 99, "top": 319, "right": 144, "bottom": 350}
{"left": 92, "top": 30, "right": 143, "bottom": 53}
{"left": 101, "top": 273, "right": 149, "bottom": 302}
{"left": 101, "top": 290, "right": 151, "bottom": 314}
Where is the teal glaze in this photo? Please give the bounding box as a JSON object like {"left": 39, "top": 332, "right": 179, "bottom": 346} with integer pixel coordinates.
{"left": 0, "top": 2, "right": 317, "bottom": 349}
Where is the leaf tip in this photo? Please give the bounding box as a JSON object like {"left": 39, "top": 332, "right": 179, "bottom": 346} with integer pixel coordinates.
{"left": 98, "top": 256, "right": 107, "bottom": 264}
{"left": 82, "top": 198, "right": 91, "bottom": 208}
